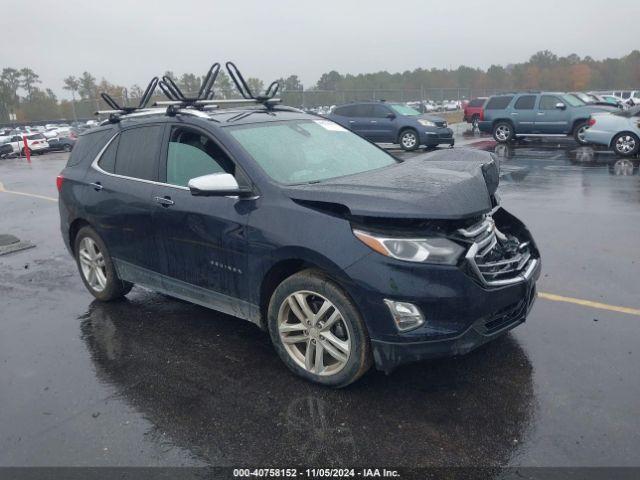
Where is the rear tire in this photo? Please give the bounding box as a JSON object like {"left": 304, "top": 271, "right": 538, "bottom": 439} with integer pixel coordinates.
{"left": 471, "top": 114, "right": 480, "bottom": 130}
{"left": 492, "top": 121, "right": 514, "bottom": 143}
{"left": 612, "top": 132, "right": 639, "bottom": 157}
{"left": 267, "top": 269, "right": 372, "bottom": 387}
{"left": 399, "top": 129, "right": 419, "bottom": 151}
{"left": 74, "top": 226, "right": 133, "bottom": 301}
{"left": 573, "top": 121, "right": 589, "bottom": 145}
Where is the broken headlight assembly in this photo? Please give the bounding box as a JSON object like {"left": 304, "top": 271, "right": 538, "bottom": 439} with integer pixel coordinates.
{"left": 352, "top": 229, "right": 465, "bottom": 264}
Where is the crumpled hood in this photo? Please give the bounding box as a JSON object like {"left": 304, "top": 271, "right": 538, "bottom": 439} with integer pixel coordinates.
{"left": 282, "top": 149, "right": 498, "bottom": 220}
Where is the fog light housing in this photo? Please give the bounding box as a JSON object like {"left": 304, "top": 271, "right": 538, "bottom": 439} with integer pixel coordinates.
{"left": 384, "top": 300, "right": 425, "bottom": 332}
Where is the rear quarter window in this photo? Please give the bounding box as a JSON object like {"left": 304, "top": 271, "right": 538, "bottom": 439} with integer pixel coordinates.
{"left": 66, "top": 128, "right": 114, "bottom": 167}
{"left": 485, "top": 96, "right": 514, "bottom": 110}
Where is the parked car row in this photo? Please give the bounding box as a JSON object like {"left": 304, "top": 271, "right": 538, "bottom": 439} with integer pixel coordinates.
{"left": 0, "top": 128, "right": 77, "bottom": 157}
{"left": 474, "top": 92, "right": 617, "bottom": 145}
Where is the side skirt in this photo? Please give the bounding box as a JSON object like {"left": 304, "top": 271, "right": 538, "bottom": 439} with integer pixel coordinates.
{"left": 113, "top": 258, "right": 261, "bottom": 326}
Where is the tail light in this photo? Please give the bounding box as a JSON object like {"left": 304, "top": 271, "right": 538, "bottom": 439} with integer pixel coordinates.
{"left": 56, "top": 175, "right": 64, "bottom": 192}
{"left": 588, "top": 117, "right": 596, "bottom": 126}
{"left": 479, "top": 108, "right": 484, "bottom": 121}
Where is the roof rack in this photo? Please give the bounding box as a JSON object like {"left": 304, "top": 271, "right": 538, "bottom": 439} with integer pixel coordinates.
{"left": 154, "top": 62, "right": 282, "bottom": 112}
{"left": 96, "top": 77, "right": 159, "bottom": 123}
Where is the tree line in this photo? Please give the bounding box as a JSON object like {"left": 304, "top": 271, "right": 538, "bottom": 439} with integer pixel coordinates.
{"left": 1, "top": 50, "right": 639, "bottom": 122}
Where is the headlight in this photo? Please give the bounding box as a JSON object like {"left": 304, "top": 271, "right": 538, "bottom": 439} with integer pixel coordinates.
{"left": 353, "top": 229, "right": 464, "bottom": 264}
{"left": 418, "top": 119, "right": 436, "bottom": 127}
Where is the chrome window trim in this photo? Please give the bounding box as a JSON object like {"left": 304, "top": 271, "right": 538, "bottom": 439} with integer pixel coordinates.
{"left": 91, "top": 131, "right": 189, "bottom": 191}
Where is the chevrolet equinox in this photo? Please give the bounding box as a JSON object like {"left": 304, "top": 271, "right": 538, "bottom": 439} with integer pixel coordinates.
{"left": 58, "top": 104, "right": 540, "bottom": 387}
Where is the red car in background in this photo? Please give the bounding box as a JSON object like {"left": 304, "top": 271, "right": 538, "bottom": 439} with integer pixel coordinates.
{"left": 463, "top": 97, "right": 487, "bottom": 129}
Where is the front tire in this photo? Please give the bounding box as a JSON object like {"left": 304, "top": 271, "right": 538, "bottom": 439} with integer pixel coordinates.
{"left": 612, "top": 132, "right": 639, "bottom": 157}
{"left": 573, "top": 121, "right": 590, "bottom": 145}
{"left": 493, "top": 121, "right": 514, "bottom": 143}
{"left": 74, "top": 226, "right": 133, "bottom": 301}
{"left": 267, "top": 270, "right": 372, "bottom": 387}
{"left": 399, "top": 129, "right": 419, "bottom": 151}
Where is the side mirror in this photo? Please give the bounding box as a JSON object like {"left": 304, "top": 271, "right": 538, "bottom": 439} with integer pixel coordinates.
{"left": 555, "top": 102, "right": 566, "bottom": 110}
{"left": 386, "top": 113, "right": 396, "bottom": 120}
{"left": 188, "top": 173, "right": 253, "bottom": 197}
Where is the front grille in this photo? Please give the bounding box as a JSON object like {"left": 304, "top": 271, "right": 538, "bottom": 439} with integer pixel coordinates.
{"left": 457, "top": 216, "right": 537, "bottom": 287}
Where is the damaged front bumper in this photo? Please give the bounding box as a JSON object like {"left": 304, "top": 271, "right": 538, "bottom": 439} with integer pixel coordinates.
{"left": 344, "top": 207, "right": 541, "bottom": 373}
{"left": 370, "top": 267, "right": 538, "bottom": 373}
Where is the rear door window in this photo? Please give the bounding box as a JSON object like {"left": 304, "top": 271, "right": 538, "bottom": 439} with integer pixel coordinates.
{"left": 514, "top": 95, "right": 536, "bottom": 110}
{"left": 114, "top": 125, "right": 163, "bottom": 181}
{"left": 485, "top": 96, "right": 514, "bottom": 110}
{"left": 333, "top": 106, "right": 353, "bottom": 117}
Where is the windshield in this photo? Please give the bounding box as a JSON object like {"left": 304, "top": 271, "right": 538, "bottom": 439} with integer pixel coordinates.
{"left": 27, "top": 133, "right": 45, "bottom": 140}
{"left": 228, "top": 119, "right": 397, "bottom": 184}
{"left": 562, "top": 95, "right": 586, "bottom": 107}
{"left": 388, "top": 104, "right": 421, "bottom": 116}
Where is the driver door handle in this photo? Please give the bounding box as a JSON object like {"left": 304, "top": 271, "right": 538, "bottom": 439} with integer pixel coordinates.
{"left": 154, "top": 195, "right": 175, "bottom": 207}
{"left": 90, "top": 182, "right": 103, "bottom": 191}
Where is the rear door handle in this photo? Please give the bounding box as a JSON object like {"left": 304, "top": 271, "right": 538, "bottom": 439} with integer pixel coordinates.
{"left": 510, "top": 112, "right": 518, "bottom": 116}
{"left": 348, "top": 120, "right": 355, "bottom": 124}
{"left": 90, "top": 182, "right": 103, "bottom": 191}
{"left": 154, "top": 195, "right": 175, "bottom": 207}
{"left": 370, "top": 120, "right": 377, "bottom": 124}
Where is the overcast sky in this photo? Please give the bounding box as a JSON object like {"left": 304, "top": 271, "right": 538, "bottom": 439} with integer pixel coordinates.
{"left": 3, "top": 0, "right": 639, "bottom": 98}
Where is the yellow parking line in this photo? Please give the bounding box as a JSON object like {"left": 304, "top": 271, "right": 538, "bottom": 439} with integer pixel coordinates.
{"left": 0, "top": 181, "right": 57, "bottom": 202}
{"left": 538, "top": 292, "right": 640, "bottom": 317}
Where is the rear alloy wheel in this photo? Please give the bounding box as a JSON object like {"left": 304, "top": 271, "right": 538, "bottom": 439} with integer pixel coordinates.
{"left": 471, "top": 115, "right": 480, "bottom": 130}
{"left": 493, "top": 122, "right": 514, "bottom": 143}
{"left": 268, "top": 270, "right": 372, "bottom": 387}
{"left": 612, "top": 132, "right": 639, "bottom": 157}
{"left": 63, "top": 144, "right": 72, "bottom": 152}
{"left": 74, "top": 226, "right": 133, "bottom": 301}
{"left": 573, "top": 121, "right": 590, "bottom": 145}
{"left": 399, "top": 129, "right": 419, "bottom": 151}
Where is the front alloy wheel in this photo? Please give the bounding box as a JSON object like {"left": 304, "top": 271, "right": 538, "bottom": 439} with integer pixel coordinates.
{"left": 613, "top": 133, "right": 639, "bottom": 157}
{"left": 399, "top": 130, "right": 419, "bottom": 151}
{"left": 268, "top": 270, "right": 372, "bottom": 387}
{"left": 574, "top": 122, "right": 589, "bottom": 145}
{"left": 278, "top": 291, "right": 351, "bottom": 376}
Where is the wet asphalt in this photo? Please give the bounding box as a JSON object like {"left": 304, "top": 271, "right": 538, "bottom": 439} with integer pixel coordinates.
{"left": 0, "top": 130, "right": 639, "bottom": 469}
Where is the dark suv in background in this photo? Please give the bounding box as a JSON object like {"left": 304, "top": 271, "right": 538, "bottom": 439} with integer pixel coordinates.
{"left": 478, "top": 92, "right": 615, "bottom": 144}
{"left": 326, "top": 101, "right": 454, "bottom": 150}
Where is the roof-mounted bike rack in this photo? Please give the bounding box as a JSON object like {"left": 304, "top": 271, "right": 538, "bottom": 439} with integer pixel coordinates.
{"left": 96, "top": 77, "right": 159, "bottom": 123}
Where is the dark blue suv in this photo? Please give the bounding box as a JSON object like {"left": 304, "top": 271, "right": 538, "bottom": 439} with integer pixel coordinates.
{"left": 326, "top": 101, "right": 454, "bottom": 150}
{"left": 58, "top": 104, "right": 539, "bottom": 387}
